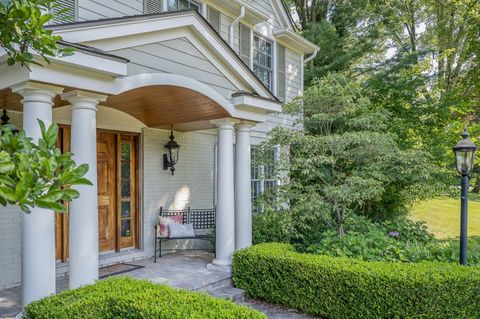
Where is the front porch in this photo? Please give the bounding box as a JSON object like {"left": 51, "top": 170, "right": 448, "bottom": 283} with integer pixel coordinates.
{"left": 0, "top": 251, "right": 236, "bottom": 318}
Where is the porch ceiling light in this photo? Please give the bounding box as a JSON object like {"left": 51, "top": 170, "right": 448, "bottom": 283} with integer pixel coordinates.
{"left": 163, "top": 131, "right": 180, "bottom": 175}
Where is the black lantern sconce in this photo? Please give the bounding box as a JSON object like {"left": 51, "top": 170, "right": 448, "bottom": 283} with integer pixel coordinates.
{"left": 1, "top": 109, "right": 19, "bottom": 135}
{"left": 163, "top": 131, "right": 180, "bottom": 175}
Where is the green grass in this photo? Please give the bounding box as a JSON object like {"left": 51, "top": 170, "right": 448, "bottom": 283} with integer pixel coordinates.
{"left": 410, "top": 195, "right": 480, "bottom": 239}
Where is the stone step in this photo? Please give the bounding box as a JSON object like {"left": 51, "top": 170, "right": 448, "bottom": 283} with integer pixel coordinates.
{"left": 208, "top": 286, "right": 245, "bottom": 303}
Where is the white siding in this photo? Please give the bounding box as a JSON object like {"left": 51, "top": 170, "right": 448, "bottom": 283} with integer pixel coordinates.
{"left": 285, "top": 48, "right": 302, "bottom": 102}
{"left": 219, "top": 13, "right": 240, "bottom": 53}
{"left": 77, "top": 0, "right": 143, "bottom": 21}
{"left": 249, "top": 0, "right": 281, "bottom": 30}
{"left": 110, "top": 38, "right": 239, "bottom": 98}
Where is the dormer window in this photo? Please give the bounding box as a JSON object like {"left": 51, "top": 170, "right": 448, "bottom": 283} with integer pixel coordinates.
{"left": 168, "top": 0, "right": 201, "bottom": 12}
{"left": 253, "top": 34, "right": 273, "bottom": 90}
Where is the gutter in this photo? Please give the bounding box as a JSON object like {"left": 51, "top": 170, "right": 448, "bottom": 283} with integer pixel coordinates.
{"left": 229, "top": 6, "right": 245, "bottom": 47}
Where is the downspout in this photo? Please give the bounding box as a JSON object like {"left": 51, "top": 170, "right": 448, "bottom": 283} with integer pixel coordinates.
{"left": 304, "top": 48, "right": 318, "bottom": 64}
{"left": 229, "top": 6, "right": 246, "bottom": 47}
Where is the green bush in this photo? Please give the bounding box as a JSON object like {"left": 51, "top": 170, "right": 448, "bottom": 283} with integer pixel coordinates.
{"left": 233, "top": 243, "right": 480, "bottom": 319}
{"left": 24, "top": 277, "right": 266, "bottom": 319}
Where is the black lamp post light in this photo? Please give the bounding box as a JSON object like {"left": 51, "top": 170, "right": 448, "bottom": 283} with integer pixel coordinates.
{"left": 163, "top": 131, "right": 180, "bottom": 175}
{"left": 452, "top": 126, "right": 477, "bottom": 265}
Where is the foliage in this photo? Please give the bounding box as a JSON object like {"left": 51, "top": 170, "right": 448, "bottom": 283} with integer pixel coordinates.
{"left": 24, "top": 277, "right": 265, "bottom": 319}
{"left": 233, "top": 243, "right": 480, "bottom": 319}
{"left": 306, "top": 216, "right": 480, "bottom": 265}
{"left": 252, "top": 209, "right": 293, "bottom": 245}
{"left": 265, "top": 73, "right": 439, "bottom": 236}
{"left": 0, "top": 0, "right": 74, "bottom": 67}
{"left": 0, "top": 122, "right": 91, "bottom": 212}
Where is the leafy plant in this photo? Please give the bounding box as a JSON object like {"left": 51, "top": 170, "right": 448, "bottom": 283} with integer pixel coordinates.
{"left": 24, "top": 277, "right": 266, "bottom": 319}
{"left": 0, "top": 0, "right": 74, "bottom": 67}
{"left": 0, "top": 121, "right": 91, "bottom": 212}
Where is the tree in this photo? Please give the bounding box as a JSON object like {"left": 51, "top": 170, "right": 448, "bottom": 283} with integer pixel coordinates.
{"left": 267, "top": 73, "right": 439, "bottom": 236}
{"left": 0, "top": 122, "right": 91, "bottom": 212}
{"left": 0, "top": 0, "right": 73, "bottom": 67}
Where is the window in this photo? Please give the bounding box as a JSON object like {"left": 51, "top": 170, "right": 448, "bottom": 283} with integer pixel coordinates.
{"left": 253, "top": 34, "right": 273, "bottom": 90}
{"left": 251, "top": 146, "right": 277, "bottom": 213}
{"left": 168, "top": 0, "right": 200, "bottom": 12}
{"left": 50, "top": 0, "right": 76, "bottom": 24}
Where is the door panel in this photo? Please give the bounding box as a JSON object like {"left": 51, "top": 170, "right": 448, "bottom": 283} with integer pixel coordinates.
{"left": 97, "top": 132, "right": 116, "bottom": 252}
{"left": 55, "top": 127, "right": 70, "bottom": 262}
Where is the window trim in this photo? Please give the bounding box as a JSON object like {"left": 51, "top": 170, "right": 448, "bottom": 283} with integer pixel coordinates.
{"left": 251, "top": 145, "right": 279, "bottom": 213}
{"left": 253, "top": 33, "right": 274, "bottom": 91}
{"left": 167, "top": 0, "right": 201, "bottom": 12}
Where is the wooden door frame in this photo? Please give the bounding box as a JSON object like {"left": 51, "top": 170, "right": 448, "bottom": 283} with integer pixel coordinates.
{"left": 56, "top": 126, "right": 142, "bottom": 260}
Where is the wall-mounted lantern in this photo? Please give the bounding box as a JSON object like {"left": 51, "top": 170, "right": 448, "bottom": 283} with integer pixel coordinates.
{"left": 1, "top": 109, "right": 19, "bottom": 135}
{"left": 163, "top": 131, "right": 180, "bottom": 175}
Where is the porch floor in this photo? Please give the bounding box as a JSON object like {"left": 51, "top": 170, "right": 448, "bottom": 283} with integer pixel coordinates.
{"left": 0, "top": 251, "right": 229, "bottom": 318}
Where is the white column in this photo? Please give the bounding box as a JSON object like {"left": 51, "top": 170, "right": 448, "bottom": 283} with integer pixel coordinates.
{"left": 11, "top": 82, "right": 64, "bottom": 306}
{"left": 62, "top": 91, "right": 106, "bottom": 289}
{"left": 235, "top": 122, "right": 253, "bottom": 250}
{"left": 209, "top": 118, "right": 238, "bottom": 271}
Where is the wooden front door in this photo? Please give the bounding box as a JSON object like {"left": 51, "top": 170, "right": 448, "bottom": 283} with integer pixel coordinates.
{"left": 97, "top": 132, "right": 117, "bottom": 252}
{"left": 55, "top": 128, "right": 139, "bottom": 261}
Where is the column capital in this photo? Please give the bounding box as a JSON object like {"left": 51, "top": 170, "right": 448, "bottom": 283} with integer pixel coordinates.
{"left": 11, "top": 81, "right": 64, "bottom": 102}
{"left": 235, "top": 121, "right": 256, "bottom": 131}
{"left": 211, "top": 118, "right": 240, "bottom": 129}
{"left": 62, "top": 90, "right": 108, "bottom": 111}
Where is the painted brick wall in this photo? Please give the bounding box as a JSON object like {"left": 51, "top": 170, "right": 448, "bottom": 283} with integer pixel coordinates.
{"left": 142, "top": 128, "right": 216, "bottom": 254}
{"left": 0, "top": 207, "right": 22, "bottom": 289}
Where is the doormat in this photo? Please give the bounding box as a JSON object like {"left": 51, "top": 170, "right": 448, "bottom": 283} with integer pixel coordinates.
{"left": 99, "top": 263, "right": 145, "bottom": 279}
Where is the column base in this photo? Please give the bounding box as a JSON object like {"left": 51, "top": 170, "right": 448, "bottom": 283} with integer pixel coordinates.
{"left": 207, "top": 259, "right": 232, "bottom": 273}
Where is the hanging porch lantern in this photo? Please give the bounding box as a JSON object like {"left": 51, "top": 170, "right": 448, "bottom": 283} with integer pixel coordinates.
{"left": 163, "top": 131, "right": 180, "bottom": 175}
{"left": 1, "top": 109, "right": 19, "bottom": 135}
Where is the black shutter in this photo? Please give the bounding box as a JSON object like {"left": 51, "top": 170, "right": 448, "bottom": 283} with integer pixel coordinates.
{"left": 207, "top": 6, "right": 221, "bottom": 33}
{"left": 50, "top": 0, "right": 76, "bottom": 25}
{"left": 277, "top": 44, "right": 286, "bottom": 101}
{"left": 239, "top": 23, "right": 251, "bottom": 66}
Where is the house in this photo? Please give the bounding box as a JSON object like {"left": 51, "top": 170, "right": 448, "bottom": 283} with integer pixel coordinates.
{"left": 0, "top": 0, "right": 318, "bottom": 306}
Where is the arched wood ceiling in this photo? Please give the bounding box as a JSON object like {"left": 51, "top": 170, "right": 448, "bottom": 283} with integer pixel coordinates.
{"left": 0, "top": 85, "right": 230, "bottom": 128}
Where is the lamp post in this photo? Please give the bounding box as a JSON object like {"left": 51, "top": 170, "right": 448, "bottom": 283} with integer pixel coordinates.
{"left": 452, "top": 126, "right": 477, "bottom": 265}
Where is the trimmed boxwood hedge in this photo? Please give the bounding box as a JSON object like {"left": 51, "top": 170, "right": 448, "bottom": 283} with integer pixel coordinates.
{"left": 24, "top": 277, "right": 265, "bottom": 319}
{"left": 233, "top": 243, "right": 480, "bottom": 319}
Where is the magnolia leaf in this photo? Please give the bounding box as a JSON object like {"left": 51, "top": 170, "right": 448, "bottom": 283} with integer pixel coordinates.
{"left": 0, "top": 187, "right": 17, "bottom": 202}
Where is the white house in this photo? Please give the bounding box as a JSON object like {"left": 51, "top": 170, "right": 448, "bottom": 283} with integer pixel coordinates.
{"left": 0, "top": 0, "right": 318, "bottom": 306}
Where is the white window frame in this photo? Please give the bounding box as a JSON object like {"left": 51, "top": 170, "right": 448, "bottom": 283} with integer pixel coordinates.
{"left": 253, "top": 33, "right": 274, "bottom": 91}
{"left": 251, "top": 145, "right": 279, "bottom": 213}
{"left": 167, "top": 0, "right": 201, "bottom": 12}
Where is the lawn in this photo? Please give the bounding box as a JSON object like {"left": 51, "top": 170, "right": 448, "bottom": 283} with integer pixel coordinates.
{"left": 410, "top": 195, "right": 480, "bottom": 239}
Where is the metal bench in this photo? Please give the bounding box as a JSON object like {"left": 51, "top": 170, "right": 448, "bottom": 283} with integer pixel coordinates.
{"left": 154, "top": 206, "right": 215, "bottom": 262}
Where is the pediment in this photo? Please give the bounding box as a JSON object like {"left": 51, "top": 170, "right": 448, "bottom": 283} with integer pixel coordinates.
{"left": 49, "top": 11, "right": 276, "bottom": 101}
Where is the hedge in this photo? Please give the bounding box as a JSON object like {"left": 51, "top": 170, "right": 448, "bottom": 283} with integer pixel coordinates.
{"left": 233, "top": 243, "right": 480, "bottom": 319}
{"left": 24, "top": 277, "right": 266, "bottom": 319}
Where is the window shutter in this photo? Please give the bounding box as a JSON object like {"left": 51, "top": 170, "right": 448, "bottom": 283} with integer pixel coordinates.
{"left": 207, "top": 6, "right": 221, "bottom": 33}
{"left": 239, "top": 23, "right": 251, "bottom": 66}
{"left": 277, "top": 44, "right": 286, "bottom": 101}
{"left": 50, "top": 0, "right": 76, "bottom": 25}
{"left": 144, "top": 0, "right": 162, "bottom": 14}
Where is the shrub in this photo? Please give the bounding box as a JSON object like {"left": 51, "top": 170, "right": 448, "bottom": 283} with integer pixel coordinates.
{"left": 253, "top": 210, "right": 293, "bottom": 244}
{"left": 233, "top": 243, "right": 480, "bottom": 319}
{"left": 24, "top": 277, "right": 266, "bottom": 319}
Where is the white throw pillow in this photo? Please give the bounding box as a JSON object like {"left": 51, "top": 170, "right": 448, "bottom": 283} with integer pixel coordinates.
{"left": 168, "top": 223, "right": 195, "bottom": 238}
